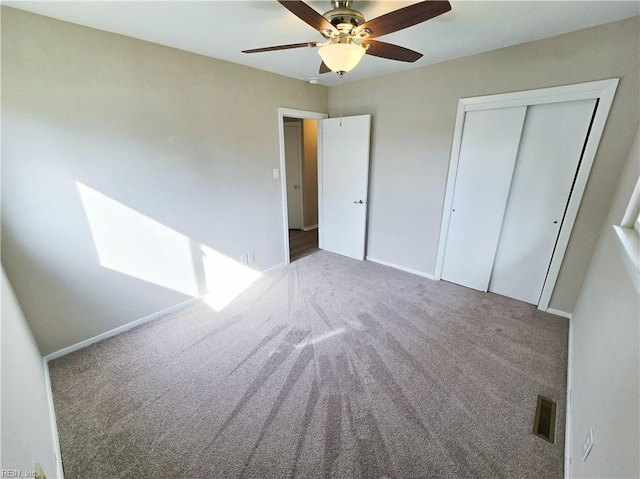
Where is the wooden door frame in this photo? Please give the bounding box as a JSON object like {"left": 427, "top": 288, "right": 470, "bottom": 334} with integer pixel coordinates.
{"left": 278, "top": 108, "right": 328, "bottom": 265}
{"left": 435, "top": 78, "right": 619, "bottom": 312}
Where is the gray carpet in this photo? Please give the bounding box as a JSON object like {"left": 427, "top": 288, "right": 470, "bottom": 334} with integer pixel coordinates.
{"left": 49, "top": 251, "right": 568, "bottom": 478}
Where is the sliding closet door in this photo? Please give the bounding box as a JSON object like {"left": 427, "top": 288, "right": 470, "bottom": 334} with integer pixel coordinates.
{"left": 488, "top": 99, "right": 597, "bottom": 304}
{"left": 441, "top": 106, "right": 527, "bottom": 291}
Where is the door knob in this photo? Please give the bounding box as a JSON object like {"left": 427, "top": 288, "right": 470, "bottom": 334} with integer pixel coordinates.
{"left": 354, "top": 200, "right": 364, "bottom": 204}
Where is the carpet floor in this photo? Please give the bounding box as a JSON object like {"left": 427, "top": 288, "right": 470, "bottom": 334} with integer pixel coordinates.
{"left": 49, "top": 251, "right": 568, "bottom": 478}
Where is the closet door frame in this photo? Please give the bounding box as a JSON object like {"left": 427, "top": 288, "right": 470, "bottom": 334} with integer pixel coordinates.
{"left": 435, "top": 78, "right": 619, "bottom": 312}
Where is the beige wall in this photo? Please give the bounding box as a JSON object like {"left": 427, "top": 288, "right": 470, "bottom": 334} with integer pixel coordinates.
{"left": 1, "top": 7, "right": 327, "bottom": 354}
{"left": 302, "top": 119, "right": 319, "bottom": 228}
{"left": 568, "top": 128, "right": 639, "bottom": 478}
{"left": 328, "top": 17, "right": 640, "bottom": 313}
{"left": 1, "top": 269, "right": 60, "bottom": 477}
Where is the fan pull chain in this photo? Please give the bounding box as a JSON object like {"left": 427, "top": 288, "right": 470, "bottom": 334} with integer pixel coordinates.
{"left": 339, "top": 72, "right": 344, "bottom": 127}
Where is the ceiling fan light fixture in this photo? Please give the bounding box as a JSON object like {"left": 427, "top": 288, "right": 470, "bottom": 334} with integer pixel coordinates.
{"left": 317, "top": 42, "right": 365, "bottom": 74}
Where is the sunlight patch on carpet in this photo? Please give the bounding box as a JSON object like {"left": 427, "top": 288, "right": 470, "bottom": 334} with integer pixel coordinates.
{"left": 294, "top": 327, "right": 347, "bottom": 349}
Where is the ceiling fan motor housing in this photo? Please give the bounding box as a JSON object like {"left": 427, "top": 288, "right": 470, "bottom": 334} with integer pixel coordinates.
{"left": 323, "top": 1, "right": 366, "bottom": 37}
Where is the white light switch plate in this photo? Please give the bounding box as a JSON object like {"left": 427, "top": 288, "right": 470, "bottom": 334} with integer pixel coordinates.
{"left": 582, "top": 428, "right": 594, "bottom": 461}
{"left": 272, "top": 168, "right": 279, "bottom": 179}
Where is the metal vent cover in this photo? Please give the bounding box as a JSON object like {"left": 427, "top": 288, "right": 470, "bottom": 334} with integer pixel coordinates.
{"left": 533, "top": 395, "right": 557, "bottom": 443}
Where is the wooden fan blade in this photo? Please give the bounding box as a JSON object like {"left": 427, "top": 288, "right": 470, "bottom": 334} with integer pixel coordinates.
{"left": 242, "top": 42, "right": 320, "bottom": 54}
{"left": 278, "top": 1, "right": 338, "bottom": 35}
{"left": 358, "top": 1, "right": 451, "bottom": 39}
{"left": 362, "top": 40, "right": 423, "bottom": 63}
{"left": 319, "top": 61, "right": 331, "bottom": 74}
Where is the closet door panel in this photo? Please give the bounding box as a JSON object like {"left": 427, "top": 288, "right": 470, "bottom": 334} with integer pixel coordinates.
{"left": 441, "top": 106, "right": 527, "bottom": 291}
{"left": 488, "top": 99, "right": 597, "bottom": 304}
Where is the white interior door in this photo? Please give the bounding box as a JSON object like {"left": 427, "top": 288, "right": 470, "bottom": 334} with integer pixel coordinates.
{"left": 441, "top": 106, "right": 527, "bottom": 291}
{"left": 488, "top": 99, "right": 597, "bottom": 304}
{"left": 321, "top": 115, "right": 371, "bottom": 260}
{"left": 284, "top": 122, "right": 302, "bottom": 230}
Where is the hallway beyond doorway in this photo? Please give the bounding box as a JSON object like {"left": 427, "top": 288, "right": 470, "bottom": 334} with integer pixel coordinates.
{"left": 289, "top": 229, "right": 318, "bottom": 262}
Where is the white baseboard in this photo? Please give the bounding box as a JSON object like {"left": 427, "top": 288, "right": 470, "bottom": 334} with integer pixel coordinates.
{"left": 546, "top": 308, "right": 573, "bottom": 320}
{"left": 262, "top": 262, "right": 287, "bottom": 274}
{"left": 366, "top": 256, "right": 438, "bottom": 280}
{"left": 43, "top": 360, "right": 65, "bottom": 479}
{"left": 302, "top": 224, "right": 318, "bottom": 231}
{"left": 43, "top": 262, "right": 288, "bottom": 362}
{"left": 564, "top": 316, "right": 574, "bottom": 478}
{"left": 43, "top": 297, "right": 201, "bottom": 362}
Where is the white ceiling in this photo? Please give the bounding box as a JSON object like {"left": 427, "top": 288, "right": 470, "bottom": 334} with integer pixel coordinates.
{"left": 5, "top": 1, "right": 639, "bottom": 86}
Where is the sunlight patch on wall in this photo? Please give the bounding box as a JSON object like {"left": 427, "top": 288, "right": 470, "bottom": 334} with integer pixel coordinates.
{"left": 77, "top": 182, "right": 260, "bottom": 311}
{"left": 201, "top": 245, "right": 261, "bottom": 311}
{"left": 77, "top": 182, "right": 198, "bottom": 296}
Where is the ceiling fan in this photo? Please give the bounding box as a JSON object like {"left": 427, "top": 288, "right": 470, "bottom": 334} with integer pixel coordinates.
{"left": 242, "top": 0, "right": 452, "bottom": 76}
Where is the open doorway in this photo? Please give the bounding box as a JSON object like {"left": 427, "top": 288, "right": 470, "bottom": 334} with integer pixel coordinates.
{"left": 277, "top": 108, "right": 328, "bottom": 265}
{"left": 279, "top": 109, "right": 371, "bottom": 264}
{"left": 283, "top": 117, "right": 319, "bottom": 262}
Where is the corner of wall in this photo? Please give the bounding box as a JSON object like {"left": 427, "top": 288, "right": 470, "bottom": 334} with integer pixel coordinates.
{"left": 1, "top": 268, "right": 63, "bottom": 478}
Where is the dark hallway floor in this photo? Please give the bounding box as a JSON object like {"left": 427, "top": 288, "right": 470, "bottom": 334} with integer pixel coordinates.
{"left": 289, "top": 228, "right": 319, "bottom": 262}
